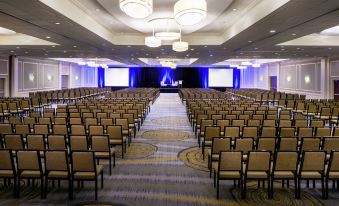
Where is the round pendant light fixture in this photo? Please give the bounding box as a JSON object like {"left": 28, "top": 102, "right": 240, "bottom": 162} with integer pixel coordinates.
{"left": 119, "top": 0, "right": 153, "bottom": 19}
{"left": 145, "top": 28, "right": 161, "bottom": 47}
{"left": 174, "top": 0, "right": 207, "bottom": 26}
{"left": 173, "top": 28, "right": 189, "bottom": 52}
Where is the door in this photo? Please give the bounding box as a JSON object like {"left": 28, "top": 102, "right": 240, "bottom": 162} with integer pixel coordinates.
{"left": 333, "top": 80, "right": 339, "bottom": 100}
{"left": 269, "top": 76, "right": 277, "bottom": 91}
{"left": 61, "top": 75, "right": 69, "bottom": 89}
{"left": 0, "top": 78, "right": 5, "bottom": 97}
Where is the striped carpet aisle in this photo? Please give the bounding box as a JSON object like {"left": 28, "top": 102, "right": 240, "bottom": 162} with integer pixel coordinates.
{"left": 0, "top": 93, "right": 335, "bottom": 205}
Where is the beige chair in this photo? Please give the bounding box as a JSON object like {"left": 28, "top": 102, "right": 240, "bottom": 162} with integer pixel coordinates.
{"left": 0, "top": 149, "right": 17, "bottom": 197}
{"left": 89, "top": 125, "right": 104, "bottom": 136}
{"left": 208, "top": 137, "right": 231, "bottom": 177}
{"left": 257, "top": 137, "right": 276, "bottom": 155}
{"left": 279, "top": 137, "right": 298, "bottom": 151}
{"left": 44, "top": 150, "right": 71, "bottom": 199}
{"left": 297, "top": 151, "right": 326, "bottom": 199}
{"left": 214, "top": 151, "right": 243, "bottom": 199}
{"left": 202, "top": 126, "right": 220, "bottom": 158}
{"left": 271, "top": 151, "right": 299, "bottom": 198}
{"left": 71, "top": 125, "right": 86, "bottom": 136}
{"left": 4, "top": 134, "right": 25, "bottom": 153}
{"left": 33, "top": 124, "right": 50, "bottom": 137}
{"left": 107, "top": 125, "right": 126, "bottom": 158}
{"left": 279, "top": 127, "right": 296, "bottom": 138}
{"left": 234, "top": 138, "right": 254, "bottom": 161}
{"left": 244, "top": 151, "right": 272, "bottom": 198}
{"left": 69, "top": 117, "right": 82, "bottom": 125}
{"left": 71, "top": 151, "right": 104, "bottom": 200}
{"left": 315, "top": 127, "right": 331, "bottom": 137}
{"left": 53, "top": 124, "right": 69, "bottom": 138}
{"left": 47, "top": 135, "right": 67, "bottom": 150}
{"left": 322, "top": 137, "right": 339, "bottom": 160}
{"left": 242, "top": 126, "right": 258, "bottom": 138}
{"left": 15, "top": 124, "right": 31, "bottom": 138}
{"left": 70, "top": 135, "right": 88, "bottom": 151}
{"left": 26, "top": 134, "right": 46, "bottom": 157}
{"left": 261, "top": 127, "right": 276, "bottom": 137}
{"left": 91, "top": 135, "right": 116, "bottom": 175}
{"left": 300, "top": 137, "right": 321, "bottom": 151}
{"left": 16, "top": 150, "right": 44, "bottom": 198}
{"left": 116, "top": 118, "right": 132, "bottom": 144}
{"left": 0, "top": 124, "right": 13, "bottom": 135}
{"left": 325, "top": 151, "right": 339, "bottom": 199}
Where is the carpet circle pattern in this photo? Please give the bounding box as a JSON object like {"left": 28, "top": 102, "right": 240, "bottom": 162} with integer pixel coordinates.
{"left": 178, "top": 146, "right": 208, "bottom": 172}
{"left": 151, "top": 117, "right": 188, "bottom": 126}
{"left": 231, "top": 181, "right": 323, "bottom": 206}
{"left": 142, "top": 130, "right": 190, "bottom": 142}
{"left": 115, "top": 143, "right": 157, "bottom": 159}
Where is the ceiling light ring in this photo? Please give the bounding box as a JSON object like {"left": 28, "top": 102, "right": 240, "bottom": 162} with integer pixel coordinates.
{"left": 174, "top": 0, "right": 207, "bottom": 26}
{"left": 119, "top": 0, "right": 153, "bottom": 19}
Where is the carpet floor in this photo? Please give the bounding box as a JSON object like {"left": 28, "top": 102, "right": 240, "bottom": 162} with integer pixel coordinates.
{"left": 0, "top": 93, "right": 338, "bottom": 206}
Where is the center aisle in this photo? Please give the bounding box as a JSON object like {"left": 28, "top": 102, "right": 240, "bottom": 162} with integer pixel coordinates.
{"left": 103, "top": 93, "right": 237, "bottom": 206}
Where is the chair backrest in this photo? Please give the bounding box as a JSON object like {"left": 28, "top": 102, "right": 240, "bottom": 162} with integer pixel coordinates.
{"left": 224, "top": 126, "right": 240, "bottom": 139}
{"left": 91, "top": 135, "right": 110, "bottom": 152}
{"left": 294, "top": 119, "right": 308, "bottom": 129}
{"left": 200, "top": 119, "right": 213, "bottom": 132}
{"left": 89, "top": 125, "right": 104, "bottom": 136}
{"left": 34, "top": 124, "right": 49, "bottom": 136}
{"left": 70, "top": 135, "right": 88, "bottom": 151}
{"left": 15, "top": 124, "right": 30, "bottom": 137}
{"left": 310, "top": 120, "right": 324, "bottom": 128}
{"left": 53, "top": 124, "right": 68, "bottom": 136}
{"left": 328, "top": 151, "right": 339, "bottom": 173}
{"left": 300, "top": 151, "right": 326, "bottom": 172}
{"left": 0, "top": 149, "right": 15, "bottom": 171}
{"left": 4, "top": 134, "right": 24, "bottom": 150}
{"left": 234, "top": 138, "right": 254, "bottom": 154}
{"left": 263, "top": 120, "right": 276, "bottom": 127}
{"left": 279, "top": 137, "right": 298, "bottom": 151}
{"left": 279, "top": 120, "right": 292, "bottom": 128}
{"left": 54, "top": 117, "right": 67, "bottom": 125}
{"left": 72, "top": 151, "right": 95, "bottom": 172}
{"left": 211, "top": 137, "right": 231, "bottom": 155}
{"left": 247, "top": 151, "right": 271, "bottom": 171}
{"left": 47, "top": 135, "right": 67, "bottom": 150}
{"left": 261, "top": 127, "right": 276, "bottom": 137}
{"left": 16, "top": 150, "right": 41, "bottom": 171}
{"left": 216, "top": 119, "right": 230, "bottom": 132}
{"left": 297, "top": 127, "right": 313, "bottom": 139}
{"left": 71, "top": 125, "right": 86, "bottom": 135}
{"left": 45, "top": 150, "right": 69, "bottom": 172}
{"left": 26, "top": 134, "right": 45, "bottom": 150}
{"left": 101, "top": 118, "right": 114, "bottom": 130}
{"left": 300, "top": 137, "right": 321, "bottom": 151}
{"left": 219, "top": 151, "right": 242, "bottom": 172}
{"left": 9, "top": 117, "right": 22, "bottom": 125}
{"left": 242, "top": 126, "right": 258, "bottom": 138}
{"left": 107, "top": 125, "right": 123, "bottom": 140}
{"left": 315, "top": 127, "right": 331, "bottom": 137}
{"left": 85, "top": 118, "right": 98, "bottom": 129}
{"left": 0, "top": 124, "right": 12, "bottom": 134}
{"left": 38, "top": 117, "right": 52, "bottom": 127}
{"left": 257, "top": 137, "right": 276, "bottom": 153}
{"left": 322, "top": 137, "right": 339, "bottom": 153}
{"left": 204, "top": 126, "right": 220, "bottom": 141}
{"left": 247, "top": 119, "right": 261, "bottom": 127}
{"left": 274, "top": 151, "right": 298, "bottom": 171}
{"left": 116, "top": 118, "right": 129, "bottom": 130}
{"left": 279, "top": 127, "right": 295, "bottom": 137}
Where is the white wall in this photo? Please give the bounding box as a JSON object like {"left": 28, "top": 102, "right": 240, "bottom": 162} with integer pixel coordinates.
{"left": 240, "top": 64, "right": 270, "bottom": 90}
{"left": 13, "top": 57, "right": 98, "bottom": 97}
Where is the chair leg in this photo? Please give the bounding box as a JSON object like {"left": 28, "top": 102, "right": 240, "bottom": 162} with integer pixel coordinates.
{"left": 216, "top": 175, "right": 220, "bottom": 199}
{"left": 321, "top": 178, "right": 325, "bottom": 199}
{"left": 45, "top": 178, "right": 48, "bottom": 198}
{"left": 17, "top": 176, "right": 20, "bottom": 198}
{"left": 101, "top": 172, "right": 104, "bottom": 189}
{"left": 95, "top": 179, "right": 98, "bottom": 201}
{"left": 68, "top": 179, "right": 72, "bottom": 200}
{"left": 325, "top": 178, "right": 329, "bottom": 199}
{"left": 109, "top": 157, "right": 112, "bottom": 176}
{"left": 41, "top": 177, "right": 44, "bottom": 199}
{"left": 243, "top": 178, "right": 247, "bottom": 198}
{"left": 113, "top": 153, "right": 116, "bottom": 168}
{"left": 213, "top": 170, "right": 216, "bottom": 188}
{"left": 13, "top": 177, "right": 17, "bottom": 198}
{"left": 294, "top": 178, "right": 298, "bottom": 199}
{"left": 297, "top": 179, "right": 301, "bottom": 199}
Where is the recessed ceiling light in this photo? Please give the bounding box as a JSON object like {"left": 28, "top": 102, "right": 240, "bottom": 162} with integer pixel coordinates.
{"left": 51, "top": 46, "right": 55, "bottom": 48}
{"left": 44, "top": 54, "right": 48, "bottom": 56}
{"left": 46, "top": 36, "right": 51, "bottom": 39}
{"left": 25, "top": 51, "right": 28, "bottom": 54}
{"left": 329, "top": 48, "right": 332, "bottom": 50}
{"left": 63, "top": 50, "right": 67, "bottom": 53}
{"left": 296, "top": 48, "right": 300, "bottom": 50}
{"left": 204, "top": 45, "right": 207, "bottom": 48}
{"left": 127, "top": 45, "right": 131, "bottom": 47}
{"left": 16, "top": 46, "right": 20, "bottom": 49}
{"left": 270, "top": 30, "right": 276, "bottom": 33}
{"left": 232, "top": 8, "right": 237, "bottom": 11}
{"left": 96, "top": 9, "right": 100, "bottom": 12}
{"left": 254, "top": 48, "right": 258, "bottom": 50}
{"left": 281, "top": 48, "right": 285, "bottom": 51}
{"left": 209, "top": 54, "right": 213, "bottom": 57}
{"left": 292, "top": 33, "right": 297, "bottom": 36}
{"left": 55, "top": 22, "right": 60, "bottom": 25}
{"left": 190, "top": 48, "right": 194, "bottom": 51}
{"left": 248, "top": 40, "right": 252, "bottom": 43}
{"left": 73, "top": 46, "right": 77, "bottom": 48}
{"left": 10, "top": 51, "right": 14, "bottom": 53}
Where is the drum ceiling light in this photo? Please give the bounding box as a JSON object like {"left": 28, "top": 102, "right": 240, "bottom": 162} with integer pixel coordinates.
{"left": 174, "top": 0, "right": 207, "bottom": 26}
{"left": 173, "top": 29, "right": 188, "bottom": 52}
{"left": 145, "top": 28, "right": 161, "bottom": 47}
{"left": 119, "top": 0, "right": 153, "bottom": 19}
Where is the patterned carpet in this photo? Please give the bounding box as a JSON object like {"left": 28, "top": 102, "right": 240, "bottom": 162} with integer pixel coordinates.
{"left": 0, "top": 93, "right": 337, "bottom": 205}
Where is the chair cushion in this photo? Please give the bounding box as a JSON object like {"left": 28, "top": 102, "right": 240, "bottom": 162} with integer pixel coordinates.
{"left": 74, "top": 165, "right": 103, "bottom": 179}
{"left": 246, "top": 171, "right": 268, "bottom": 179}
{"left": 95, "top": 150, "right": 115, "bottom": 158}
{"left": 48, "top": 171, "right": 69, "bottom": 178}
{"left": 329, "top": 171, "right": 339, "bottom": 179}
{"left": 273, "top": 171, "right": 295, "bottom": 179}
{"left": 219, "top": 171, "right": 241, "bottom": 179}
{"left": 300, "top": 171, "right": 322, "bottom": 179}
{"left": 20, "top": 170, "right": 42, "bottom": 178}
{"left": 0, "top": 169, "right": 14, "bottom": 177}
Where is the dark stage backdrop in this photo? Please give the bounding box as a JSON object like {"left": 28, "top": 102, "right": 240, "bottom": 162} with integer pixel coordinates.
{"left": 129, "top": 67, "right": 240, "bottom": 89}
{"left": 99, "top": 67, "right": 240, "bottom": 89}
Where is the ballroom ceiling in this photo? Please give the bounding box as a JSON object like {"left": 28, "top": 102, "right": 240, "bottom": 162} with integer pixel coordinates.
{"left": 0, "top": 0, "right": 338, "bottom": 66}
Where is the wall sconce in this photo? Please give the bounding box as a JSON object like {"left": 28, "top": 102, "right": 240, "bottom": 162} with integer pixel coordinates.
{"left": 75, "top": 76, "right": 79, "bottom": 80}
{"left": 259, "top": 75, "right": 264, "bottom": 81}
{"left": 29, "top": 73, "right": 35, "bottom": 82}
{"left": 286, "top": 76, "right": 291, "bottom": 82}
{"left": 47, "top": 74, "right": 52, "bottom": 81}
{"left": 304, "top": 76, "right": 310, "bottom": 83}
